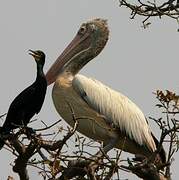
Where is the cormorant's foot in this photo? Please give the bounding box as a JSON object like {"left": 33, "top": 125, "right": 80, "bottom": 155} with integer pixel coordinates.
{"left": 25, "top": 127, "right": 36, "bottom": 139}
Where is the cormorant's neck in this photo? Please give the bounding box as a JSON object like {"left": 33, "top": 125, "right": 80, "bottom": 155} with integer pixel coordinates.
{"left": 36, "top": 63, "right": 45, "bottom": 79}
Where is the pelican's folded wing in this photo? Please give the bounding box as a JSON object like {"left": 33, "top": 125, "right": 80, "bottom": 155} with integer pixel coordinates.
{"left": 72, "top": 74, "right": 156, "bottom": 152}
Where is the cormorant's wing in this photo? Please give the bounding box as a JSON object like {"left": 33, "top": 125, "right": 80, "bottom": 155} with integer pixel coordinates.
{"left": 7, "top": 83, "right": 37, "bottom": 113}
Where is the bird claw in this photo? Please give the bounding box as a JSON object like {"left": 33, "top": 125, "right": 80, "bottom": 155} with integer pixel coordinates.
{"left": 24, "top": 127, "right": 36, "bottom": 139}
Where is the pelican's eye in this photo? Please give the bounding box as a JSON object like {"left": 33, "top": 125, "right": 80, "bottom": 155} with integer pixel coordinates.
{"left": 90, "top": 24, "right": 97, "bottom": 32}
{"left": 78, "top": 25, "right": 87, "bottom": 35}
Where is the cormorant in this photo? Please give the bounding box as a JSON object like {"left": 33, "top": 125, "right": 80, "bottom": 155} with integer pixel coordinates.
{"left": 0, "top": 50, "right": 47, "bottom": 150}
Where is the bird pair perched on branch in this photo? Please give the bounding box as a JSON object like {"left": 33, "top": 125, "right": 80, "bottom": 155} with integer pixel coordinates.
{"left": 0, "top": 18, "right": 166, "bottom": 166}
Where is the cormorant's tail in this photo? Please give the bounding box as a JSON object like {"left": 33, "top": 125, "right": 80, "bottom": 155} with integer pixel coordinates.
{"left": 0, "top": 139, "right": 5, "bottom": 150}
{"left": 152, "top": 133, "right": 166, "bottom": 164}
{"left": 0, "top": 127, "right": 5, "bottom": 150}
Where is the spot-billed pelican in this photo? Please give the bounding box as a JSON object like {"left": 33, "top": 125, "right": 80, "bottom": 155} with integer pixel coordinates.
{"left": 46, "top": 19, "right": 165, "bottom": 163}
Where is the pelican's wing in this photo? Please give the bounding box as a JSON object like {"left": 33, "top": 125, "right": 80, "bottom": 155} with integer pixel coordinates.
{"left": 72, "top": 74, "right": 156, "bottom": 151}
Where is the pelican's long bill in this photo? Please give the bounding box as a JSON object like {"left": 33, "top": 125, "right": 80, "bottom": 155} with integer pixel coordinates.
{"left": 46, "top": 27, "right": 91, "bottom": 85}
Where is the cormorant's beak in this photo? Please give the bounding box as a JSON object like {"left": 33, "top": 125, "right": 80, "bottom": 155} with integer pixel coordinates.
{"left": 28, "top": 49, "right": 40, "bottom": 60}
{"left": 45, "top": 30, "right": 91, "bottom": 86}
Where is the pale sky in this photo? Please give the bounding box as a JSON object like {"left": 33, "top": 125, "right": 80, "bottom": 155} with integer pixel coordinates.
{"left": 0, "top": 1, "right": 178, "bottom": 179}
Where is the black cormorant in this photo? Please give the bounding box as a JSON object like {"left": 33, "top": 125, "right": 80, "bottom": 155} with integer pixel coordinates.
{"left": 0, "top": 50, "right": 47, "bottom": 149}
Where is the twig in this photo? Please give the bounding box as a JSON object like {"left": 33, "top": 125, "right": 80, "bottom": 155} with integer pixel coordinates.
{"left": 35, "top": 119, "right": 62, "bottom": 131}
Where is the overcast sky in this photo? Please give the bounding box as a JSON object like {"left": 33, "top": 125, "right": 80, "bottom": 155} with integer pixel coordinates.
{"left": 0, "top": 1, "right": 178, "bottom": 179}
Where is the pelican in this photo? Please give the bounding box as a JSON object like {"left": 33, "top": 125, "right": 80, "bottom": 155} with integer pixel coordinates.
{"left": 46, "top": 19, "right": 165, "bottom": 162}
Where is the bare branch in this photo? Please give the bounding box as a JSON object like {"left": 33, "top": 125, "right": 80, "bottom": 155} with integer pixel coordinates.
{"left": 119, "top": 0, "right": 179, "bottom": 28}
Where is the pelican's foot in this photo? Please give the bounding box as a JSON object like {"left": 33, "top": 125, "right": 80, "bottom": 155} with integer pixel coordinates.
{"left": 87, "top": 150, "right": 105, "bottom": 173}
{"left": 133, "top": 154, "right": 147, "bottom": 162}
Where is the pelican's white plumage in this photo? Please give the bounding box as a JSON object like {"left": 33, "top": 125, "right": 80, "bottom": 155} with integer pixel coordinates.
{"left": 73, "top": 74, "right": 156, "bottom": 152}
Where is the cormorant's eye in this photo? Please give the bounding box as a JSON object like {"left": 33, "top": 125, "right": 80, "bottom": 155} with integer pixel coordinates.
{"left": 78, "top": 25, "right": 87, "bottom": 35}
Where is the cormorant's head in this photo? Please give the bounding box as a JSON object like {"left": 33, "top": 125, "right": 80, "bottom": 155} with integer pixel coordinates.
{"left": 29, "top": 50, "right": 46, "bottom": 66}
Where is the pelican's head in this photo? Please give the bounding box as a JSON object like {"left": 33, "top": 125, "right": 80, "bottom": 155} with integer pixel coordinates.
{"left": 29, "top": 50, "right": 46, "bottom": 67}
{"left": 46, "top": 18, "right": 109, "bottom": 85}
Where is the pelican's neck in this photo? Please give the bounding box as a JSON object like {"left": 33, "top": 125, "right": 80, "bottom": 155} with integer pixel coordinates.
{"left": 55, "top": 47, "right": 97, "bottom": 87}
{"left": 63, "top": 47, "right": 94, "bottom": 76}
{"left": 55, "top": 71, "right": 74, "bottom": 88}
